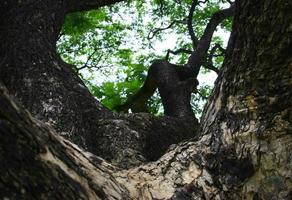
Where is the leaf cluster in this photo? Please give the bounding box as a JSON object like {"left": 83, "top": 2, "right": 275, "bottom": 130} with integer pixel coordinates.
{"left": 57, "top": 0, "right": 233, "bottom": 116}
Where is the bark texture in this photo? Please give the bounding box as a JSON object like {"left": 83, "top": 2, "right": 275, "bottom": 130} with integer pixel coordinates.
{"left": 198, "top": 0, "right": 292, "bottom": 198}
{"left": 0, "top": 0, "right": 292, "bottom": 199}
{"left": 0, "top": 0, "right": 112, "bottom": 153}
{"left": 0, "top": 85, "right": 130, "bottom": 199}
{"left": 0, "top": 0, "right": 198, "bottom": 167}
{"left": 96, "top": 113, "right": 198, "bottom": 168}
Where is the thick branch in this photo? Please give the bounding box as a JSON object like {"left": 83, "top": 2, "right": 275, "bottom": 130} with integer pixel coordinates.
{"left": 0, "top": 84, "right": 130, "bottom": 199}
{"left": 115, "top": 75, "right": 157, "bottom": 113}
{"left": 2, "top": 1, "right": 291, "bottom": 199}
{"left": 67, "top": 0, "right": 125, "bottom": 13}
{"left": 116, "top": 5, "right": 234, "bottom": 118}
{"left": 203, "top": 61, "right": 220, "bottom": 74}
{"left": 187, "top": 4, "right": 235, "bottom": 76}
{"left": 116, "top": 60, "right": 198, "bottom": 118}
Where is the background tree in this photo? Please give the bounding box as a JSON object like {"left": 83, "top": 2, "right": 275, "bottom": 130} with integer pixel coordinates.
{"left": 0, "top": 0, "right": 291, "bottom": 199}
{"left": 57, "top": 0, "right": 232, "bottom": 116}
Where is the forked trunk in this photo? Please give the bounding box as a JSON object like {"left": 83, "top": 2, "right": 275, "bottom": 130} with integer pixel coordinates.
{"left": 0, "top": 0, "right": 198, "bottom": 167}
{"left": 0, "top": 0, "right": 291, "bottom": 199}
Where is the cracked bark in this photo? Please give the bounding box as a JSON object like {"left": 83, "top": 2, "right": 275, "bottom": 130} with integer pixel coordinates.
{"left": 0, "top": 0, "right": 292, "bottom": 199}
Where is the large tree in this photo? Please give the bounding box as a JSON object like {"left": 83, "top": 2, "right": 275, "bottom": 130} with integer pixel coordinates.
{"left": 0, "top": 0, "right": 202, "bottom": 167}
{"left": 0, "top": 0, "right": 292, "bottom": 199}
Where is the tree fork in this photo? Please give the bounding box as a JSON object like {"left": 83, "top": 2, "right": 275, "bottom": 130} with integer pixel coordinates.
{"left": 115, "top": 60, "right": 199, "bottom": 119}
{"left": 0, "top": 0, "right": 199, "bottom": 167}
{"left": 117, "top": 4, "right": 234, "bottom": 118}
{"left": 0, "top": 0, "right": 291, "bottom": 199}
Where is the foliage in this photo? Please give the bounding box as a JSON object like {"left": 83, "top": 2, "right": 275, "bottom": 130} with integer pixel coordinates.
{"left": 57, "top": 0, "right": 232, "bottom": 117}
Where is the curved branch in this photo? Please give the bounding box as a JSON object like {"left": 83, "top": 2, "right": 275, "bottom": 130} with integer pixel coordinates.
{"left": 116, "top": 5, "right": 234, "bottom": 119}
{"left": 114, "top": 75, "right": 157, "bottom": 113}
{"left": 165, "top": 48, "right": 193, "bottom": 60}
{"left": 187, "top": 4, "right": 235, "bottom": 76}
{"left": 202, "top": 43, "right": 226, "bottom": 74}
{"left": 115, "top": 60, "right": 198, "bottom": 118}
{"left": 147, "top": 19, "right": 186, "bottom": 40}
{"left": 187, "top": 0, "right": 200, "bottom": 48}
{"left": 203, "top": 61, "right": 220, "bottom": 74}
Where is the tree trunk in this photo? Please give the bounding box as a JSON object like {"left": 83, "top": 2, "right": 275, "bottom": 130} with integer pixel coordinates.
{"left": 0, "top": 0, "right": 198, "bottom": 167}
{"left": 115, "top": 60, "right": 199, "bottom": 119}
{"left": 0, "top": 85, "right": 130, "bottom": 199}
{"left": 0, "top": 0, "right": 113, "bottom": 152}
{"left": 0, "top": 0, "right": 292, "bottom": 199}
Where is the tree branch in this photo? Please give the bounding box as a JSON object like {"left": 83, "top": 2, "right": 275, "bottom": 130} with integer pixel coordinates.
{"left": 203, "top": 61, "right": 220, "bottom": 74}
{"left": 202, "top": 43, "right": 226, "bottom": 74}
{"left": 78, "top": 48, "right": 100, "bottom": 71}
{"left": 186, "top": 4, "right": 235, "bottom": 76}
{"left": 165, "top": 48, "right": 193, "bottom": 60}
{"left": 67, "top": 0, "right": 125, "bottom": 13}
{"left": 114, "top": 75, "right": 157, "bottom": 113}
{"left": 147, "top": 19, "right": 186, "bottom": 40}
{"left": 187, "top": 0, "right": 200, "bottom": 48}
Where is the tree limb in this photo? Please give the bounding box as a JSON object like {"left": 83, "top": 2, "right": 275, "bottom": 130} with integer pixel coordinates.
{"left": 186, "top": 4, "right": 235, "bottom": 76}
{"left": 147, "top": 19, "right": 186, "bottom": 40}
{"left": 165, "top": 48, "right": 193, "bottom": 60}
{"left": 77, "top": 48, "right": 101, "bottom": 71}
{"left": 114, "top": 74, "right": 157, "bottom": 113}
{"left": 187, "top": 0, "right": 200, "bottom": 48}
{"left": 202, "top": 43, "right": 226, "bottom": 74}
{"left": 115, "top": 4, "right": 234, "bottom": 117}
{"left": 203, "top": 61, "right": 220, "bottom": 74}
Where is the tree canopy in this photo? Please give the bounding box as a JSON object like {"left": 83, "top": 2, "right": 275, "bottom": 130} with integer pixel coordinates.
{"left": 57, "top": 0, "right": 233, "bottom": 116}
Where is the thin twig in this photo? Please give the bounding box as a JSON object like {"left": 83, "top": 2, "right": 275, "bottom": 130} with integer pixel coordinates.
{"left": 147, "top": 19, "right": 186, "bottom": 40}
{"left": 165, "top": 48, "right": 193, "bottom": 60}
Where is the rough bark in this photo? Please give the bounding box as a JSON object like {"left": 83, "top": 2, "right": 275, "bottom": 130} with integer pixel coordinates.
{"left": 0, "top": 85, "right": 130, "bottom": 199}
{"left": 0, "top": 0, "right": 292, "bottom": 199}
{"left": 96, "top": 113, "right": 198, "bottom": 168}
{"left": 0, "top": 0, "right": 198, "bottom": 167}
{"left": 0, "top": 0, "right": 113, "bottom": 153}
